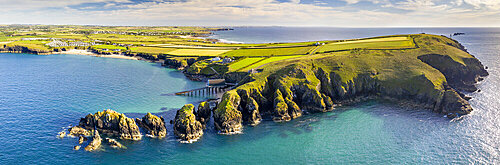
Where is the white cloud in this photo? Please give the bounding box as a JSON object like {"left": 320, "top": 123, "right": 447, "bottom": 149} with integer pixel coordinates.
{"left": 464, "top": 0, "right": 500, "bottom": 10}
{"left": 340, "top": 0, "right": 389, "bottom": 4}
{"left": 0, "top": 0, "right": 131, "bottom": 11}
{"left": 0, "top": 0, "right": 498, "bottom": 27}
{"left": 394, "top": 0, "right": 449, "bottom": 11}
{"left": 452, "top": 0, "right": 464, "bottom": 6}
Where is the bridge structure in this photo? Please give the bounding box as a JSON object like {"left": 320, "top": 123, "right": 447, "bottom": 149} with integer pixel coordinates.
{"left": 174, "top": 79, "right": 236, "bottom": 96}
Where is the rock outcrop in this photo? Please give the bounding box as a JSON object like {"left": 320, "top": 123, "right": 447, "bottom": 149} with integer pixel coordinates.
{"left": 136, "top": 113, "right": 167, "bottom": 138}
{"left": 68, "top": 126, "right": 91, "bottom": 137}
{"left": 173, "top": 104, "right": 204, "bottom": 142}
{"left": 213, "top": 91, "right": 243, "bottom": 134}
{"left": 58, "top": 131, "right": 66, "bottom": 138}
{"left": 163, "top": 57, "right": 196, "bottom": 69}
{"left": 418, "top": 54, "right": 488, "bottom": 92}
{"left": 84, "top": 130, "right": 102, "bottom": 152}
{"left": 195, "top": 101, "right": 212, "bottom": 127}
{"left": 237, "top": 89, "right": 262, "bottom": 126}
{"left": 272, "top": 89, "right": 291, "bottom": 122}
{"left": 78, "top": 135, "right": 88, "bottom": 144}
{"left": 105, "top": 138, "right": 125, "bottom": 149}
{"left": 78, "top": 109, "right": 142, "bottom": 140}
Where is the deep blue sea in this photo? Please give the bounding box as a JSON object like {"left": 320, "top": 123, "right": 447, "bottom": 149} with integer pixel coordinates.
{"left": 1, "top": 27, "right": 499, "bottom": 164}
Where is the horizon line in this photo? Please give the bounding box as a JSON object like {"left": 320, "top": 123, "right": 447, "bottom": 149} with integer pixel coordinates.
{"left": 1, "top": 24, "right": 500, "bottom": 28}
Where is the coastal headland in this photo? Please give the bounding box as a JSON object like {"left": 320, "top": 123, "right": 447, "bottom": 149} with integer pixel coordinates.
{"left": 1, "top": 25, "right": 487, "bottom": 149}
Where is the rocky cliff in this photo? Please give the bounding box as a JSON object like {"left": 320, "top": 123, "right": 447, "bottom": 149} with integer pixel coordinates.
{"left": 78, "top": 109, "right": 142, "bottom": 140}
{"left": 173, "top": 104, "right": 204, "bottom": 142}
{"left": 213, "top": 90, "right": 243, "bottom": 134}
{"left": 210, "top": 34, "right": 487, "bottom": 134}
{"left": 195, "top": 101, "right": 212, "bottom": 128}
{"left": 136, "top": 113, "right": 167, "bottom": 138}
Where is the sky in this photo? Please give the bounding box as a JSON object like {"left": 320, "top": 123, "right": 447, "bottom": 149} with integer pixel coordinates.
{"left": 0, "top": 0, "right": 499, "bottom": 27}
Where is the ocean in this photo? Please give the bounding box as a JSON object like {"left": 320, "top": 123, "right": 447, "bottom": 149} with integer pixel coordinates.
{"left": 1, "top": 27, "right": 499, "bottom": 164}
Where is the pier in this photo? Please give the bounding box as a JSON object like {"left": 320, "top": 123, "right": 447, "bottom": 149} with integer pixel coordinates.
{"left": 174, "top": 79, "right": 236, "bottom": 96}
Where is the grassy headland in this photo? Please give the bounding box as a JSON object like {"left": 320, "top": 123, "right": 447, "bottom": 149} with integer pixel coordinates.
{"left": 0, "top": 25, "right": 488, "bottom": 135}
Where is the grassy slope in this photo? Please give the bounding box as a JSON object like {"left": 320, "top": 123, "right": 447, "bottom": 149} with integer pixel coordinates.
{"left": 228, "top": 57, "right": 265, "bottom": 72}
{"left": 234, "top": 34, "right": 476, "bottom": 104}
{"left": 167, "top": 49, "right": 231, "bottom": 56}
{"left": 129, "top": 47, "right": 176, "bottom": 54}
{"left": 222, "top": 46, "right": 314, "bottom": 57}
{"left": 318, "top": 36, "right": 414, "bottom": 53}
{"left": 3, "top": 40, "right": 51, "bottom": 51}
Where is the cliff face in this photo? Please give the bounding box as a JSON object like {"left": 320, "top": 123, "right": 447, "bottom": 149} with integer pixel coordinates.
{"left": 173, "top": 104, "right": 204, "bottom": 141}
{"left": 163, "top": 57, "right": 196, "bottom": 69}
{"left": 136, "top": 113, "right": 167, "bottom": 138}
{"left": 213, "top": 91, "right": 243, "bottom": 134}
{"left": 418, "top": 54, "right": 488, "bottom": 92}
{"left": 211, "top": 34, "right": 487, "bottom": 134}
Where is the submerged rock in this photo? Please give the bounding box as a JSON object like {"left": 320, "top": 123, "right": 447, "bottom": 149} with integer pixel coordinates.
{"left": 79, "top": 109, "right": 142, "bottom": 140}
{"left": 105, "top": 138, "right": 125, "bottom": 149}
{"left": 173, "top": 104, "right": 204, "bottom": 142}
{"left": 195, "top": 101, "right": 212, "bottom": 127}
{"left": 213, "top": 91, "right": 243, "bottom": 134}
{"left": 58, "top": 131, "right": 66, "bottom": 138}
{"left": 84, "top": 130, "right": 102, "bottom": 152}
{"left": 136, "top": 113, "right": 167, "bottom": 138}
{"left": 68, "top": 126, "right": 90, "bottom": 137}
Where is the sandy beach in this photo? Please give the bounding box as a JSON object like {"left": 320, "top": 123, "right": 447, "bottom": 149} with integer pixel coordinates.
{"left": 53, "top": 49, "right": 138, "bottom": 60}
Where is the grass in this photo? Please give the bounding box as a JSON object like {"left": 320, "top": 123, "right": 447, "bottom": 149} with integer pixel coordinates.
{"left": 241, "top": 34, "right": 470, "bottom": 96}
{"left": 222, "top": 46, "right": 314, "bottom": 57}
{"left": 129, "top": 46, "right": 176, "bottom": 54}
{"left": 228, "top": 57, "right": 265, "bottom": 72}
{"left": 242, "top": 55, "right": 305, "bottom": 71}
{"left": 318, "top": 36, "right": 414, "bottom": 53}
{"left": 91, "top": 44, "right": 127, "bottom": 51}
{"left": 167, "top": 49, "right": 231, "bottom": 56}
{"left": 4, "top": 40, "right": 51, "bottom": 51}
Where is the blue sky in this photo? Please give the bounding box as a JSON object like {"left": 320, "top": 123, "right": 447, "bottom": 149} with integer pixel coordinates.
{"left": 1, "top": 0, "right": 499, "bottom": 27}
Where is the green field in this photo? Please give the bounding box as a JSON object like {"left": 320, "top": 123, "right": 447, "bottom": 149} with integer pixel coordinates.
{"left": 129, "top": 46, "right": 176, "bottom": 54}
{"left": 167, "top": 49, "right": 231, "bottom": 56}
{"left": 222, "top": 46, "right": 314, "bottom": 57}
{"left": 228, "top": 57, "right": 265, "bottom": 72}
{"left": 4, "top": 40, "right": 50, "bottom": 51}
{"left": 242, "top": 55, "right": 305, "bottom": 71}
{"left": 91, "top": 44, "right": 126, "bottom": 51}
{"left": 317, "top": 36, "right": 414, "bottom": 53}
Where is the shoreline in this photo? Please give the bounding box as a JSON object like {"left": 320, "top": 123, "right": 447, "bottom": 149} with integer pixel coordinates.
{"left": 1, "top": 49, "right": 139, "bottom": 60}
{"left": 51, "top": 49, "right": 139, "bottom": 60}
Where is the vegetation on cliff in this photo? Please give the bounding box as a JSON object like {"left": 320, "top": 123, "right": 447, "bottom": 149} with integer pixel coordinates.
{"left": 213, "top": 90, "right": 243, "bottom": 134}
{"left": 136, "top": 113, "right": 167, "bottom": 138}
{"left": 78, "top": 109, "right": 142, "bottom": 140}
{"left": 210, "top": 34, "right": 487, "bottom": 134}
{"left": 49, "top": 31, "right": 487, "bottom": 140}
{"left": 173, "top": 104, "right": 204, "bottom": 142}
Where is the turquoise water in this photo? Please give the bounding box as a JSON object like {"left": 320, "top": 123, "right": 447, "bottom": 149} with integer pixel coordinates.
{"left": 1, "top": 28, "right": 500, "bottom": 164}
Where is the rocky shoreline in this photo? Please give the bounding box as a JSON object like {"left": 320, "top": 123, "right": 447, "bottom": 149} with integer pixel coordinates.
{"left": 55, "top": 34, "right": 487, "bottom": 151}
